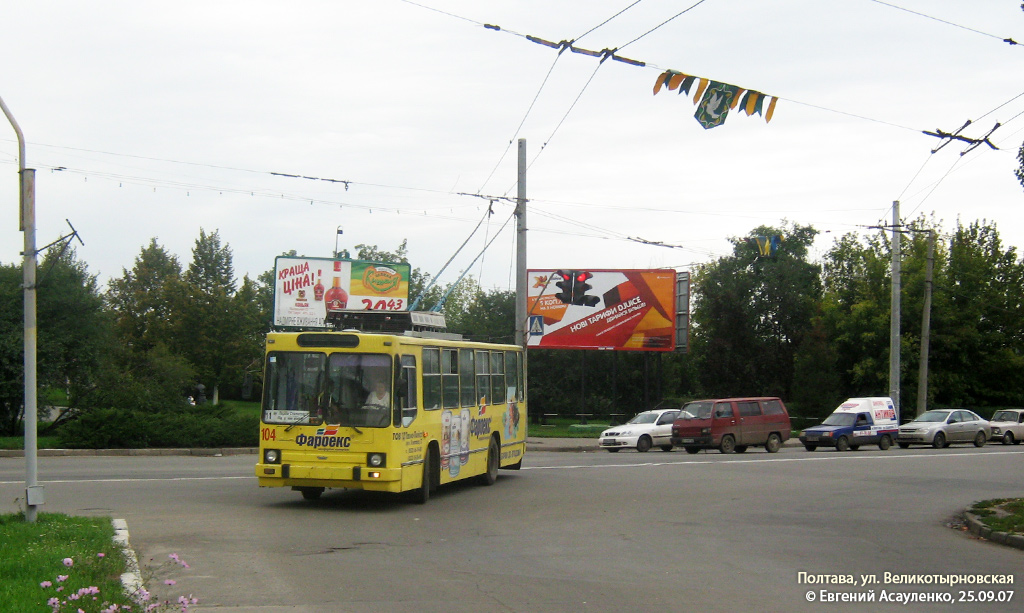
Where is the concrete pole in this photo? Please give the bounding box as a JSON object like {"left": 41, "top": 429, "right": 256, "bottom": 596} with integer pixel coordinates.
{"left": 889, "top": 201, "right": 901, "bottom": 423}
{"left": 515, "top": 139, "right": 527, "bottom": 348}
{"left": 916, "top": 230, "right": 935, "bottom": 417}
{"left": 1, "top": 95, "right": 42, "bottom": 522}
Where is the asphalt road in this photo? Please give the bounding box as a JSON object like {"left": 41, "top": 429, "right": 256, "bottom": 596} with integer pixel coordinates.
{"left": 2, "top": 444, "right": 1023, "bottom": 612}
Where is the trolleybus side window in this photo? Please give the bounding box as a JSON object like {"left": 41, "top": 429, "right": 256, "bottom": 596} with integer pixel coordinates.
{"left": 475, "top": 350, "right": 489, "bottom": 404}
{"left": 459, "top": 348, "right": 475, "bottom": 407}
{"left": 504, "top": 350, "right": 518, "bottom": 403}
{"left": 442, "top": 348, "right": 459, "bottom": 409}
{"left": 423, "top": 348, "right": 441, "bottom": 410}
{"left": 489, "top": 351, "right": 505, "bottom": 405}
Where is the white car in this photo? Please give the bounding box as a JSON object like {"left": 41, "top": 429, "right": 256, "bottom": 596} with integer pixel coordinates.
{"left": 988, "top": 409, "right": 1024, "bottom": 445}
{"left": 599, "top": 408, "right": 680, "bottom": 453}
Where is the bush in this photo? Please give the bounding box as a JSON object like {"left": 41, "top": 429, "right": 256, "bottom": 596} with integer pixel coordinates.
{"left": 56, "top": 406, "right": 258, "bottom": 448}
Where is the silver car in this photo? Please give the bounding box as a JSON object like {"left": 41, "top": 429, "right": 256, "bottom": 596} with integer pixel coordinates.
{"left": 988, "top": 409, "right": 1024, "bottom": 445}
{"left": 896, "top": 409, "right": 990, "bottom": 449}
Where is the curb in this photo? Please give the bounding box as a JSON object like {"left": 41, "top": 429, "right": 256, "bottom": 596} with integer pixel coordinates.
{"left": 962, "top": 511, "right": 1024, "bottom": 551}
{"left": 112, "top": 518, "right": 144, "bottom": 598}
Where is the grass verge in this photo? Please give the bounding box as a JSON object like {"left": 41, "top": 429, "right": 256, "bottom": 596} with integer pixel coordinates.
{"left": 0, "top": 512, "right": 132, "bottom": 611}
{"left": 0, "top": 435, "right": 61, "bottom": 450}
{"left": 969, "top": 499, "right": 1024, "bottom": 534}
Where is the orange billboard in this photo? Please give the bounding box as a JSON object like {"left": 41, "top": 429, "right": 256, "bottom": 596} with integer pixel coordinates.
{"left": 526, "top": 269, "right": 676, "bottom": 351}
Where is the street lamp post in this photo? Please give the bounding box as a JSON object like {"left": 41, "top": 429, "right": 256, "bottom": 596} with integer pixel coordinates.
{"left": 2, "top": 94, "right": 42, "bottom": 522}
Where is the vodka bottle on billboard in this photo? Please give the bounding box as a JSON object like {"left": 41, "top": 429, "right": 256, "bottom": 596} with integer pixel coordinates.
{"left": 313, "top": 270, "right": 325, "bottom": 301}
{"left": 324, "top": 261, "right": 348, "bottom": 312}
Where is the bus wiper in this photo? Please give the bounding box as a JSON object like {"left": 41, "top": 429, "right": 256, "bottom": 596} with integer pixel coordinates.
{"left": 284, "top": 412, "right": 311, "bottom": 432}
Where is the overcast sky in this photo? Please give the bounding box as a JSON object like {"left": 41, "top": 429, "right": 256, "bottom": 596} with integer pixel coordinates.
{"left": 2, "top": 0, "right": 1022, "bottom": 294}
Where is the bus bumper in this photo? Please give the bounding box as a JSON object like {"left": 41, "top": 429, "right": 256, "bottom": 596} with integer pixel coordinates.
{"left": 256, "top": 462, "right": 404, "bottom": 492}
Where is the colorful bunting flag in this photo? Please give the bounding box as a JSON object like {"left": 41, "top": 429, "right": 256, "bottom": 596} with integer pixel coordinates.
{"left": 695, "top": 81, "right": 740, "bottom": 129}
{"left": 653, "top": 71, "right": 778, "bottom": 126}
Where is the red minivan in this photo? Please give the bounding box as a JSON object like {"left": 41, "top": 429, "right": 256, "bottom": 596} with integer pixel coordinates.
{"left": 670, "top": 397, "right": 791, "bottom": 454}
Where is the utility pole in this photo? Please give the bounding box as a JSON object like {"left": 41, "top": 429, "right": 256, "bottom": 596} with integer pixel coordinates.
{"left": 515, "top": 138, "right": 527, "bottom": 348}
{"left": 889, "top": 201, "right": 901, "bottom": 423}
{"left": 916, "top": 230, "right": 935, "bottom": 417}
{"left": 2, "top": 94, "right": 42, "bottom": 522}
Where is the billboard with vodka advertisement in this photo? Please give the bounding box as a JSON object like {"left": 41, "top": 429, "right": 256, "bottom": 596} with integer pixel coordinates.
{"left": 273, "top": 256, "right": 411, "bottom": 328}
{"left": 526, "top": 269, "right": 677, "bottom": 351}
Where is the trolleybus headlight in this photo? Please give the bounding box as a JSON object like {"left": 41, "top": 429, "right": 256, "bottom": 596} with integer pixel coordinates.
{"left": 367, "top": 453, "right": 385, "bottom": 468}
{"left": 264, "top": 449, "right": 281, "bottom": 464}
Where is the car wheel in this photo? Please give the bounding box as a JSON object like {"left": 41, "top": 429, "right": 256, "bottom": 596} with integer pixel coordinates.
{"left": 684, "top": 446, "right": 700, "bottom": 454}
{"left": 659, "top": 445, "right": 674, "bottom": 452}
{"left": 636, "top": 435, "right": 653, "bottom": 453}
{"left": 931, "top": 432, "right": 946, "bottom": 449}
{"left": 765, "top": 433, "right": 782, "bottom": 453}
{"left": 973, "top": 431, "right": 986, "bottom": 448}
{"left": 878, "top": 435, "right": 892, "bottom": 450}
{"left": 719, "top": 435, "right": 736, "bottom": 454}
{"left": 299, "top": 487, "right": 324, "bottom": 500}
{"left": 478, "top": 436, "right": 499, "bottom": 486}
{"left": 804, "top": 444, "right": 817, "bottom": 451}
{"left": 898, "top": 442, "right": 911, "bottom": 449}
{"left": 607, "top": 448, "right": 620, "bottom": 453}
{"left": 835, "top": 436, "right": 850, "bottom": 452}
{"left": 1002, "top": 432, "right": 1014, "bottom": 445}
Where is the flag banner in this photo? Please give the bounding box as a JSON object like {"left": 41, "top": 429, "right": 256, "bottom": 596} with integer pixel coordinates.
{"left": 695, "top": 81, "right": 739, "bottom": 129}
{"left": 653, "top": 71, "right": 777, "bottom": 126}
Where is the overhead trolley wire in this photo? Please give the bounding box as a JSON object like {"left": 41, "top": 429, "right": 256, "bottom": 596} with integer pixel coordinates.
{"left": 618, "top": 0, "right": 711, "bottom": 50}
{"left": 866, "top": 0, "right": 1020, "bottom": 47}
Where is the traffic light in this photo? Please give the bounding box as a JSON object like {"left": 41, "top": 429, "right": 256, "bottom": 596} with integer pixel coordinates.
{"left": 553, "top": 270, "right": 573, "bottom": 304}
{"left": 571, "top": 271, "right": 599, "bottom": 306}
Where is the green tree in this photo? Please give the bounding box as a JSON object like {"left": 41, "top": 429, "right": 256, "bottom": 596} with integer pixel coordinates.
{"left": 690, "top": 223, "right": 823, "bottom": 404}
{"left": 172, "top": 229, "right": 252, "bottom": 404}
{"left": 932, "top": 221, "right": 1024, "bottom": 407}
{"left": 186, "top": 228, "right": 235, "bottom": 294}
{"left": 456, "top": 287, "right": 515, "bottom": 343}
{"left": 106, "top": 238, "right": 182, "bottom": 352}
{"left": 820, "top": 231, "right": 893, "bottom": 400}
{"left": 1017, "top": 141, "right": 1023, "bottom": 190}
{"left": 0, "top": 248, "right": 110, "bottom": 434}
{"left": 0, "top": 263, "right": 24, "bottom": 434}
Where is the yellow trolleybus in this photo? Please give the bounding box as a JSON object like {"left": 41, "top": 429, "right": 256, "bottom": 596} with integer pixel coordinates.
{"left": 255, "top": 312, "right": 526, "bottom": 503}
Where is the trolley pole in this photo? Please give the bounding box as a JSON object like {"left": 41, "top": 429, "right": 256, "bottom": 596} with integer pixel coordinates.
{"left": 515, "top": 139, "right": 527, "bottom": 348}
{"left": 2, "top": 94, "right": 42, "bottom": 522}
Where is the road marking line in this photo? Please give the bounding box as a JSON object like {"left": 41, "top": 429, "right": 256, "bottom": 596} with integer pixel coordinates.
{"left": 0, "top": 476, "right": 251, "bottom": 485}
{"left": 521, "top": 449, "right": 1024, "bottom": 470}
